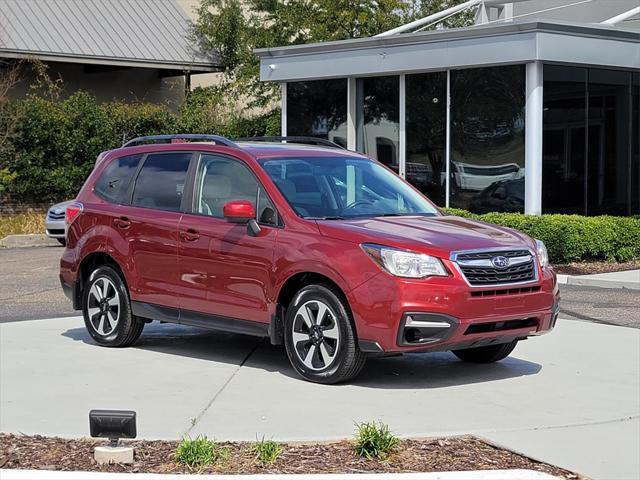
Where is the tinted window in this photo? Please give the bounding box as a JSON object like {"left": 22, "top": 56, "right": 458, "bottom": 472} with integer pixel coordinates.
{"left": 196, "top": 155, "right": 277, "bottom": 225}
{"left": 287, "top": 79, "right": 347, "bottom": 142}
{"left": 450, "top": 65, "right": 525, "bottom": 213}
{"left": 132, "top": 153, "right": 191, "bottom": 211}
{"left": 94, "top": 154, "right": 142, "bottom": 204}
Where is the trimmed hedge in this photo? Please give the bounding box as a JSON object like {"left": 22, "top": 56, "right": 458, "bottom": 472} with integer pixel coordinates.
{"left": 0, "top": 90, "right": 280, "bottom": 203}
{"left": 444, "top": 208, "right": 640, "bottom": 264}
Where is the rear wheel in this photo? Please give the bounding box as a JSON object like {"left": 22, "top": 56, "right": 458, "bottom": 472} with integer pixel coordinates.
{"left": 284, "top": 284, "right": 366, "bottom": 384}
{"left": 452, "top": 340, "right": 518, "bottom": 363}
{"left": 82, "top": 265, "right": 144, "bottom": 347}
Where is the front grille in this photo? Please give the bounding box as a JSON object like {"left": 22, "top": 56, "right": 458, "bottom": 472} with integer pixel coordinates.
{"left": 454, "top": 249, "right": 536, "bottom": 286}
{"left": 465, "top": 318, "right": 538, "bottom": 335}
{"left": 470, "top": 286, "right": 541, "bottom": 297}
{"left": 48, "top": 211, "right": 65, "bottom": 220}
{"left": 456, "top": 249, "right": 530, "bottom": 261}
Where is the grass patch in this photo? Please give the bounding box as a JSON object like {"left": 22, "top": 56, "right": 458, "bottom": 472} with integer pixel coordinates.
{"left": 354, "top": 421, "right": 399, "bottom": 460}
{"left": 175, "top": 436, "right": 229, "bottom": 470}
{"left": 0, "top": 212, "right": 45, "bottom": 238}
{"left": 251, "top": 437, "right": 282, "bottom": 465}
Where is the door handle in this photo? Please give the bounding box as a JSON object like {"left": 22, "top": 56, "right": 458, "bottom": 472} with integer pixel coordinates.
{"left": 180, "top": 229, "right": 200, "bottom": 241}
{"left": 113, "top": 216, "right": 131, "bottom": 229}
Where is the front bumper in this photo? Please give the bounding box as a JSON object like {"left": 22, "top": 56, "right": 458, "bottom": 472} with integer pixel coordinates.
{"left": 351, "top": 266, "right": 559, "bottom": 353}
{"left": 45, "top": 219, "right": 66, "bottom": 239}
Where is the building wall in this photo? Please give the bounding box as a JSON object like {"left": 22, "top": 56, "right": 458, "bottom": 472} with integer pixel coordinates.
{"left": 512, "top": 0, "right": 640, "bottom": 27}
{"left": 8, "top": 61, "right": 186, "bottom": 108}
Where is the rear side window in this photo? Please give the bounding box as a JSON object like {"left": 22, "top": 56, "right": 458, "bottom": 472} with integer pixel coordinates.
{"left": 94, "top": 154, "right": 142, "bottom": 204}
{"left": 132, "top": 153, "right": 192, "bottom": 211}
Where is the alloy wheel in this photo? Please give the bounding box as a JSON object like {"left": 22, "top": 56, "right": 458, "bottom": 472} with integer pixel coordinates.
{"left": 86, "top": 277, "right": 120, "bottom": 336}
{"left": 292, "top": 300, "right": 340, "bottom": 371}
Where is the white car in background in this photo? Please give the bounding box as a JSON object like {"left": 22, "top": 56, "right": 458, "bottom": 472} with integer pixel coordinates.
{"left": 45, "top": 200, "right": 74, "bottom": 246}
{"left": 447, "top": 162, "right": 524, "bottom": 192}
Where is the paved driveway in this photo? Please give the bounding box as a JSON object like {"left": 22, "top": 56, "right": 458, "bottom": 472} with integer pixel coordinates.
{"left": 1, "top": 316, "right": 638, "bottom": 479}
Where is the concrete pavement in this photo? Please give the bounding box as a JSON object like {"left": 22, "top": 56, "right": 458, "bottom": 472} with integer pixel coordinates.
{"left": 1, "top": 317, "right": 638, "bottom": 480}
{"left": 557, "top": 269, "right": 640, "bottom": 290}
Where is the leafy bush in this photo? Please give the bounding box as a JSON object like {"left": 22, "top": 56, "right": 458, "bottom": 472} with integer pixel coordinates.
{"left": 0, "top": 90, "right": 280, "bottom": 203}
{"left": 175, "top": 436, "right": 229, "bottom": 470}
{"left": 251, "top": 437, "right": 283, "bottom": 465}
{"left": 354, "top": 421, "right": 399, "bottom": 460}
{"left": 443, "top": 208, "right": 640, "bottom": 264}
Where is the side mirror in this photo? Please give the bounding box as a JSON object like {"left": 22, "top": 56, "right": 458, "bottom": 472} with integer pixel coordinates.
{"left": 223, "top": 200, "right": 261, "bottom": 237}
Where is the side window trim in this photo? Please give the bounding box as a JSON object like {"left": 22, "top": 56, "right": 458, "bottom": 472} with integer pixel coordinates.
{"left": 129, "top": 151, "right": 195, "bottom": 212}
{"left": 189, "top": 153, "right": 282, "bottom": 227}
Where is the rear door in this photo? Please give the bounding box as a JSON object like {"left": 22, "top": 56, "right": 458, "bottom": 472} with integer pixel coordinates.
{"left": 177, "top": 153, "right": 279, "bottom": 324}
{"left": 120, "top": 151, "right": 193, "bottom": 311}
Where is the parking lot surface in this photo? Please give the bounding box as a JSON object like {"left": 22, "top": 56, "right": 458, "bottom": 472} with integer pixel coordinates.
{"left": 1, "top": 315, "right": 639, "bottom": 480}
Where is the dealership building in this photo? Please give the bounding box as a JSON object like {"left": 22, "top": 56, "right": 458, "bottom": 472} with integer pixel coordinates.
{"left": 256, "top": 0, "right": 639, "bottom": 216}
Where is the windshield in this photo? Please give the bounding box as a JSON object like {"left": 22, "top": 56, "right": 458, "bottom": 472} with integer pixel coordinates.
{"left": 259, "top": 156, "right": 440, "bottom": 219}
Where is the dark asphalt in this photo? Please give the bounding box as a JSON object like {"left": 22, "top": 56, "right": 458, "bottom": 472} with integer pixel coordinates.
{"left": 1, "top": 247, "right": 638, "bottom": 328}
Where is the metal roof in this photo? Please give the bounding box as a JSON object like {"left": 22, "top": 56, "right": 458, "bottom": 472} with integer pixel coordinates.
{"left": 0, "top": 0, "right": 221, "bottom": 72}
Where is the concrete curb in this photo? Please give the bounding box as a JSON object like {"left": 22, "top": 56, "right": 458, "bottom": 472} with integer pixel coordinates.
{"left": 556, "top": 273, "right": 640, "bottom": 290}
{"left": 0, "top": 234, "right": 60, "bottom": 248}
{"left": 0, "top": 469, "right": 561, "bottom": 480}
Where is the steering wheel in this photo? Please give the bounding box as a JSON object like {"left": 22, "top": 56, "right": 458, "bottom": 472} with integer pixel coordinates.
{"left": 345, "top": 200, "right": 374, "bottom": 209}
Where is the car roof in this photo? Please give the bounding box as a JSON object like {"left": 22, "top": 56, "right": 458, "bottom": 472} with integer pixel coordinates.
{"left": 104, "top": 141, "right": 367, "bottom": 161}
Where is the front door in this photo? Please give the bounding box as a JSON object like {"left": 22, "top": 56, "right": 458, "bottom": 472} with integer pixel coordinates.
{"left": 177, "top": 154, "right": 279, "bottom": 324}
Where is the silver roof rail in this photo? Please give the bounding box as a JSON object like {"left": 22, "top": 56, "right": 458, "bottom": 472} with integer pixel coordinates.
{"left": 122, "top": 134, "right": 238, "bottom": 148}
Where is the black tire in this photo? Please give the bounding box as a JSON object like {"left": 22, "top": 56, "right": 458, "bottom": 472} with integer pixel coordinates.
{"left": 56, "top": 238, "right": 66, "bottom": 246}
{"left": 82, "top": 265, "right": 144, "bottom": 347}
{"left": 452, "top": 340, "right": 518, "bottom": 363}
{"left": 284, "top": 284, "right": 366, "bottom": 384}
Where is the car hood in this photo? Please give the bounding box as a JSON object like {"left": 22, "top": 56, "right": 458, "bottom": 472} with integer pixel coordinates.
{"left": 316, "top": 215, "right": 534, "bottom": 258}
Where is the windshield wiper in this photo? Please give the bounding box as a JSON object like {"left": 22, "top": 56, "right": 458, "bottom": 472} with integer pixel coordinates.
{"left": 307, "top": 216, "right": 346, "bottom": 220}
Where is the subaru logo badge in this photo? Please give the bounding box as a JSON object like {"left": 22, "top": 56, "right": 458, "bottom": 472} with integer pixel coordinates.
{"left": 492, "top": 256, "right": 510, "bottom": 269}
{"left": 54, "top": 209, "right": 63, "bottom": 214}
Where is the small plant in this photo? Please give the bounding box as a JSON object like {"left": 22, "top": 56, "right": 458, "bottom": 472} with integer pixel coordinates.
{"left": 354, "top": 421, "right": 399, "bottom": 460}
{"left": 251, "top": 436, "right": 283, "bottom": 465}
{"left": 175, "top": 436, "right": 228, "bottom": 470}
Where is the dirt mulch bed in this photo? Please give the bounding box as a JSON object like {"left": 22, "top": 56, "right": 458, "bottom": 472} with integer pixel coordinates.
{"left": 553, "top": 260, "right": 640, "bottom": 276}
{"left": 0, "top": 433, "right": 579, "bottom": 478}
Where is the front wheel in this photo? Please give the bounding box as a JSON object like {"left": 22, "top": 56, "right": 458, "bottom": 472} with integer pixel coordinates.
{"left": 452, "top": 340, "right": 518, "bottom": 363}
{"left": 82, "top": 265, "right": 144, "bottom": 347}
{"left": 284, "top": 284, "right": 366, "bottom": 384}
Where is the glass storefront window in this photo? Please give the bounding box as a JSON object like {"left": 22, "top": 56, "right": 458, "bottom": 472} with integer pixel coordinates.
{"left": 449, "top": 66, "right": 526, "bottom": 213}
{"left": 286, "top": 79, "right": 348, "bottom": 146}
{"left": 356, "top": 76, "right": 399, "bottom": 172}
{"left": 406, "top": 72, "right": 447, "bottom": 206}
{"left": 543, "top": 65, "right": 638, "bottom": 216}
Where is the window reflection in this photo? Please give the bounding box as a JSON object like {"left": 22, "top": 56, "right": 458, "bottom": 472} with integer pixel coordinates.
{"left": 356, "top": 76, "right": 399, "bottom": 172}
{"left": 286, "top": 79, "right": 348, "bottom": 145}
{"left": 406, "top": 72, "right": 447, "bottom": 205}
{"left": 450, "top": 66, "right": 526, "bottom": 213}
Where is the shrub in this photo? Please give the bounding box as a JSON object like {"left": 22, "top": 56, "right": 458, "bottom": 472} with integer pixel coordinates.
{"left": 443, "top": 208, "right": 640, "bottom": 264}
{"left": 251, "top": 437, "right": 283, "bottom": 465}
{"left": 354, "top": 421, "right": 399, "bottom": 460}
{"left": 175, "top": 436, "right": 228, "bottom": 470}
{"left": 1, "top": 90, "right": 280, "bottom": 203}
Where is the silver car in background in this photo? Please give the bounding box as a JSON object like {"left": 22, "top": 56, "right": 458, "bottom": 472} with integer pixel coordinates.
{"left": 45, "top": 200, "right": 74, "bottom": 246}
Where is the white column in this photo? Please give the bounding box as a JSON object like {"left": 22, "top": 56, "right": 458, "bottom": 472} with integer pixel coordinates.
{"left": 445, "top": 70, "right": 451, "bottom": 208}
{"left": 280, "top": 83, "right": 287, "bottom": 136}
{"left": 399, "top": 74, "right": 406, "bottom": 178}
{"left": 347, "top": 77, "right": 357, "bottom": 151}
{"left": 525, "top": 61, "right": 543, "bottom": 215}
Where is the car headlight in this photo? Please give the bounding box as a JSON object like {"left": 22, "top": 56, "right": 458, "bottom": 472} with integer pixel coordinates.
{"left": 361, "top": 244, "right": 448, "bottom": 278}
{"left": 535, "top": 239, "right": 549, "bottom": 268}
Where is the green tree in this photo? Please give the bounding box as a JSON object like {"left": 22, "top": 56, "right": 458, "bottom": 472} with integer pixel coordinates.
{"left": 192, "top": 0, "right": 475, "bottom": 109}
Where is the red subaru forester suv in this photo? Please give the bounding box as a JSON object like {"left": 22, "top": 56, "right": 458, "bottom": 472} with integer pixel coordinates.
{"left": 60, "top": 134, "right": 559, "bottom": 384}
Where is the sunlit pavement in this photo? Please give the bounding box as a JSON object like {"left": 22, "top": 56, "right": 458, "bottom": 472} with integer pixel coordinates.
{"left": 1, "top": 318, "right": 638, "bottom": 480}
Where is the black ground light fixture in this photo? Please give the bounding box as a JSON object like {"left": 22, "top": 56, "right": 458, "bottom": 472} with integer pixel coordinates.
{"left": 89, "top": 409, "right": 137, "bottom": 464}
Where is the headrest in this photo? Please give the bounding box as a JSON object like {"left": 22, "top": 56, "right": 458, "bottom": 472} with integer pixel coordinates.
{"left": 203, "top": 175, "right": 232, "bottom": 199}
